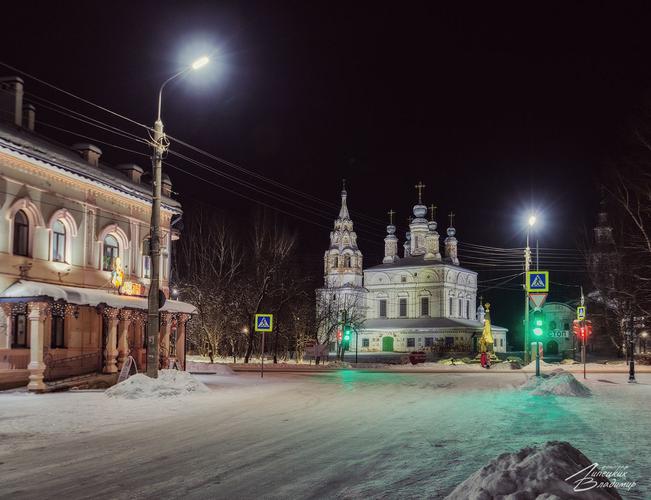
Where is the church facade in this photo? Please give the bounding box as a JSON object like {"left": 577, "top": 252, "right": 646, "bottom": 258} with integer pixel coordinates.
{"left": 318, "top": 184, "right": 507, "bottom": 354}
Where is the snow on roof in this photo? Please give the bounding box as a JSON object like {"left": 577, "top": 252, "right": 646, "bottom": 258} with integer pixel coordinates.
{"left": 364, "top": 255, "right": 477, "bottom": 274}
{"left": 362, "top": 317, "right": 507, "bottom": 332}
{"left": 0, "top": 280, "right": 196, "bottom": 314}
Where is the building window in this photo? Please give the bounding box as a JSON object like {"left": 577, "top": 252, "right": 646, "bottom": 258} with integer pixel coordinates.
{"left": 564, "top": 322, "right": 570, "bottom": 331}
{"left": 103, "top": 234, "right": 119, "bottom": 271}
{"left": 52, "top": 220, "right": 66, "bottom": 262}
{"left": 333, "top": 256, "right": 338, "bottom": 268}
{"left": 399, "top": 298, "right": 407, "bottom": 317}
{"left": 550, "top": 320, "right": 557, "bottom": 330}
{"left": 421, "top": 296, "right": 429, "bottom": 316}
{"left": 458, "top": 299, "right": 463, "bottom": 317}
{"left": 500, "top": 338, "right": 504, "bottom": 347}
{"left": 12, "top": 314, "right": 27, "bottom": 347}
{"left": 362, "top": 338, "right": 369, "bottom": 347}
{"left": 466, "top": 301, "right": 470, "bottom": 319}
{"left": 13, "top": 210, "right": 29, "bottom": 256}
{"left": 407, "top": 338, "right": 415, "bottom": 348}
{"left": 445, "top": 336, "right": 454, "bottom": 347}
{"left": 344, "top": 255, "right": 351, "bottom": 267}
{"left": 51, "top": 316, "right": 65, "bottom": 348}
{"left": 449, "top": 297, "right": 453, "bottom": 316}
{"left": 379, "top": 299, "right": 387, "bottom": 318}
{"left": 401, "top": 276, "right": 407, "bottom": 283}
{"left": 425, "top": 337, "right": 434, "bottom": 347}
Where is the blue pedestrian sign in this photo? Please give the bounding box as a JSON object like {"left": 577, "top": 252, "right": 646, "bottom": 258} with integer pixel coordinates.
{"left": 255, "top": 313, "right": 273, "bottom": 332}
{"left": 526, "top": 271, "right": 549, "bottom": 293}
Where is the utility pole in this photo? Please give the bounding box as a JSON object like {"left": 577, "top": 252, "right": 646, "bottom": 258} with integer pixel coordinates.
{"left": 580, "top": 287, "right": 586, "bottom": 380}
{"left": 146, "top": 109, "right": 165, "bottom": 378}
{"left": 523, "top": 236, "right": 531, "bottom": 364}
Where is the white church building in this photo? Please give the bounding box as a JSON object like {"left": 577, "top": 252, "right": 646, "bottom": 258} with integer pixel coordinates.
{"left": 319, "top": 184, "right": 507, "bottom": 354}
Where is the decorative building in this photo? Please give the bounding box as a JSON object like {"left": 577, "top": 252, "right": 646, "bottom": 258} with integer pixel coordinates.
{"left": 0, "top": 76, "right": 195, "bottom": 391}
{"left": 319, "top": 182, "right": 507, "bottom": 354}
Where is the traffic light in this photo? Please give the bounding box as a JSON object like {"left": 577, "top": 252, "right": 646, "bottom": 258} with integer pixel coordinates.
{"left": 532, "top": 310, "right": 544, "bottom": 336}
{"left": 337, "top": 329, "right": 342, "bottom": 342}
{"left": 343, "top": 324, "right": 352, "bottom": 343}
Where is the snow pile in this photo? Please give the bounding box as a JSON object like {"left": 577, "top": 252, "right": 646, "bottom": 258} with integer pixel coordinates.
{"left": 105, "top": 370, "right": 210, "bottom": 399}
{"left": 438, "top": 358, "right": 466, "bottom": 366}
{"left": 445, "top": 441, "right": 622, "bottom": 499}
{"left": 327, "top": 361, "right": 352, "bottom": 368}
{"left": 186, "top": 361, "right": 235, "bottom": 375}
{"left": 522, "top": 369, "right": 592, "bottom": 397}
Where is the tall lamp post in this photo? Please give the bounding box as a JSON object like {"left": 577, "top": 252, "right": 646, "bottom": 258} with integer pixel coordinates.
{"left": 523, "top": 214, "right": 536, "bottom": 364}
{"left": 146, "top": 55, "right": 210, "bottom": 378}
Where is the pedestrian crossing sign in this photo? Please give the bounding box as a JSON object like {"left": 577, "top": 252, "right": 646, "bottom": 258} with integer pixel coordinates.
{"left": 526, "top": 271, "right": 549, "bottom": 292}
{"left": 255, "top": 314, "right": 273, "bottom": 332}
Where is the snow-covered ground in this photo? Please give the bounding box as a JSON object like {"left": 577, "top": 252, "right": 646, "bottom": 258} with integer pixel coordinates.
{"left": 0, "top": 370, "right": 648, "bottom": 499}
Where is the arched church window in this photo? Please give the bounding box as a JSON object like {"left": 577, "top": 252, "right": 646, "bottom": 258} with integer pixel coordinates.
{"left": 52, "top": 220, "right": 66, "bottom": 262}
{"left": 13, "top": 210, "right": 29, "bottom": 256}
{"left": 103, "top": 235, "right": 119, "bottom": 271}
{"left": 344, "top": 255, "right": 351, "bottom": 267}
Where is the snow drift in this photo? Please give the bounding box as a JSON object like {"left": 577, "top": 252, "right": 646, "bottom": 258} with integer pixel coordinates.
{"left": 186, "top": 361, "right": 235, "bottom": 375}
{"left": 522, "top": 369, "right": 591, "bottom": 397}
{"left": 445, "top": 441, "right": 622, "bottom": 499}
{"left": 105, "top": 370, "right": 210, "bottom": 399}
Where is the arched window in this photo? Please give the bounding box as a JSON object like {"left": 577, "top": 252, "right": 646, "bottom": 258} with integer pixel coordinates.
{"left": 103, "top": 235, "right": 119, "bottom": 271}
{"left": 333, "top": 256, "right": 339, "bottom": 268}
{"left": 52, "top": 220, "right": 66, "bottom": 262}
{"left": 344, "top": 255, "right": 351, "bottom": 267}
{"left": 549, "top": 320, "right": 557, "bottom": 331}
{"left": 13, "top": 210, "right": 29, "bottom": 256}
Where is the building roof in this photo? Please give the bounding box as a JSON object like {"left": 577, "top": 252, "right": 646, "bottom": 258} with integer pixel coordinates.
{"left": 0, "top": 122, "right": 181, "bottom": 211}
{"left": 361, "top": 317, "right": 507, "bottom": 332}
{"left": 0, "top": 280, "right": 196, "bottom": 314}
{"left": 364, "top": 255, "right": 477, "bottom": 274}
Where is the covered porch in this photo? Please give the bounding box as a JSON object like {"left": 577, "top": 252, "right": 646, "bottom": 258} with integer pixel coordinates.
{"left": 0, "top": 280, "right": 195, "bottom": 392}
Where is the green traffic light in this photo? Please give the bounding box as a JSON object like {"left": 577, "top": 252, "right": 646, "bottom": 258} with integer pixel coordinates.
{"left": 533, "top": 327, "right": 543, "bottom": 336}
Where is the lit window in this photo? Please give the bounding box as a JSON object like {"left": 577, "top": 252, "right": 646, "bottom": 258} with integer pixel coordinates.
{"left": 142, "top": 237, "right": 151, "bottom": 278}
{"left": 399, "top": 298, "right": 407, "bottom": 317}
{"left": 103, "top": 235, "right": 119, "bottom": 271}
{"left": 13, "top": 210, "right": 29, "bottom": 256}
{"left": 52, "top": 220, "right": 66, "bottom": 262}
{"left": 12, "top": 313, "right": 27, "bottom": 347}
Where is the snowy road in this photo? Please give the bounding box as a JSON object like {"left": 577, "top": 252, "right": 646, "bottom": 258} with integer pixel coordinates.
{"left": 0, "top": 371, "right": 649, "bottom": 499}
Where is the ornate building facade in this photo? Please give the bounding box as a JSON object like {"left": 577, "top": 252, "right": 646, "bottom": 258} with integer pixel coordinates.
{"left": 0, "top": 76, "right": 195, "bottom": 391}
{"left": 319, "top": 183, "right": 507, "bottom": 354}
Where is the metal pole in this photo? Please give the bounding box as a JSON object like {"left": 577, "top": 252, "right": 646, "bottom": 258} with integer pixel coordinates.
{"left": 355, "top": 328, "right": 358, "bottom": 366}
{"left": 261, "top": 330, "right": 265, "bottom": 379}
{"left": 146, "top": 115, "right": 164, "bottom": 379}
{"left": 535, "top": 342, "right": 540, "bottom": 376}
{"left": 582, "top": 334, "right": 586, "bottom": 380}
{"left": 523, "top": 232, "right": 530, "bottom": 364}
{"left": 628, "top": 318, "right": 636, "bottom": 383}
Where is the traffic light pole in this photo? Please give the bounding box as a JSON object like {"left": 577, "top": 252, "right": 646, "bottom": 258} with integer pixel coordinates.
{"left": 582, "top": 330, "right": 586, "bottom": 380}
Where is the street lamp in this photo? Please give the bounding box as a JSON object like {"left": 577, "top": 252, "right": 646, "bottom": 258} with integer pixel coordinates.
{"left": 523, "top": 213, "right": 537, "bottom": 365}
{"left": 146, "top": 55, "right": 211, "bottom": 379}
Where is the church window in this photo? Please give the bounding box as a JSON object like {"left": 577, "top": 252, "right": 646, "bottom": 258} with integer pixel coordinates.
{"left": 425, "top": 337, "right": 434, "bottom": 347}
{"left": 449, "top": 297, "right": 453, "bottom": 316}
{"left": 401, "top": 276, "right": 407, "bottom": 283}
{"left": 362, "top": 338, "right": 369, "bottom": 347}
{"left": 445, "top": 336, "right": 454, "bottom": 347}
{"left": 465, "top": 301, "right": 470, "bottom": 319}
{"left": 344, "top": 255, "right": 351, "bottom": 267}
{"left": 333, "top": 256, "right": 339, "bottom": 268}
{"left": 399, "top": 298, "right": 407, "bottom": 317}
{"left": 550, "top": 320, "right": 557, "bottom": 331}
{"left": 458, "top": 299, "right": 463, "bottom": 317}
{"left": 564, "top": 322, "right": 570, "bottom": 331}
{"left": 420, "top": 297, "right": 429, "bottom": 316}
{"left": 13, "top": 210, "right": 29, "bottom": 256}
{"left": 379, "top": 300, "right": 387, "bottom": 318}
{"left": 500, "top": 338, "right": 504, "bottom": 347}
{"left": 407, "top": 338, "right": 415, "bottom": 348}
{"left": 12, "top": 313, "right": 27, "bottom": 347}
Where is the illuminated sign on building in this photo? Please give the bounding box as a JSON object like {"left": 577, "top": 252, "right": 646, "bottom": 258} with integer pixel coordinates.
{"left": 119, "top": 281, "right": 147, "bottom": 297}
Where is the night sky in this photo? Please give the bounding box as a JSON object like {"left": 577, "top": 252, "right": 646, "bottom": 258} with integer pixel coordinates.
{"left": 3, "top": 2, "right": 651, "bottom": 335}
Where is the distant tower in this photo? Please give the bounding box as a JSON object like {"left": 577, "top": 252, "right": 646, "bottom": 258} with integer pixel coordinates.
{"left": 590, "top": 196, "right": 619, "bottom": 292}
{"left": 323, "top": 181, "right": 363, "bottom": 287}
{"left": 424, "top": 203, "right": 442, "bottom": 261}
{"left": 383, "top": 209, "right": 400, "bottom": 264}
{"left": 444, "top": 211, "right": 460, "bottom": 265}
{"left": 409, "top": 181, "right": 429, "bottom": 256}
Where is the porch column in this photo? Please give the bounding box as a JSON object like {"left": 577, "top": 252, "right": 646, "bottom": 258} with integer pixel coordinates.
{"left": 160, "top": 312, "right": 171, "bottom": 368}
{"left": 27, "top": 302, "right": 48, "bottom": 392}
{"left": 117, "top": 310, "right": 131, "bottom": 370}
{"left": 0, "top": 304, "right": 11, "bottom": 349}
{"left": 103, "top": 308, "right": 119, "bottom": 374}
{"left": 176, "top": 314, "right": 189, "bottom": 370}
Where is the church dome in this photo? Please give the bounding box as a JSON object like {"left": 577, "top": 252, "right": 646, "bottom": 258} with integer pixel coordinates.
{"left": 447, "top": 227, "right": 456, "bottom": 237}
{"left": 413, "top": 204, "right": 427, "bottom": 219}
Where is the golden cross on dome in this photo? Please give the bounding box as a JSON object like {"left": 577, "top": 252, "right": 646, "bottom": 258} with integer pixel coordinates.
{"left": 387, "top": 209, "right": 395, "bottom": 225}
{"left": 414, "top": 181, "right": 426, "bottom": 204}
{"left": 429, "top": 204, "right": 437, "bottom": 220}
{"left": 448, "top": 211, "right": 455, "bottom": 227}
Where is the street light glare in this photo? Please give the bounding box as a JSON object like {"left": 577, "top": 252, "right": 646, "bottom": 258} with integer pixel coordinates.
{"left": 191, "top": 56, "right": 210, "bottom": 70}
{"left": 528, "top": 215, "right": 537, "bottom": 227}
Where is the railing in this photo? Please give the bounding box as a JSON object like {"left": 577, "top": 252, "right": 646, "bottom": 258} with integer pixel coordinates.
{"left": 0, "top": 349, "right": 30, "bottom": 369}
{"left": 44, "top": 351, "right": 101, "bottom": 382}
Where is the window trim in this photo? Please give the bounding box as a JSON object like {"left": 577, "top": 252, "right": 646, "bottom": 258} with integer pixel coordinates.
{"left": 52, "top": 220, "right": 67, "bottom": 263}
{"left": 420, "top": 296, "right": 429, "bottom": 316}
{"left": 399, "top": 297, "right": 408, "bottom": 317}
{"left": 103, "top": 234, "right": 120, "bottom": 271}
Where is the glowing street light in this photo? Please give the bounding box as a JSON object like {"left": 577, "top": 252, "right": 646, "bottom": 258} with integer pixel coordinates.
{"left": 146, "top": 53, "right": 213, "bottom": 379}
{"left": 528, "top": 214, "right": 537, "bottom": 227}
